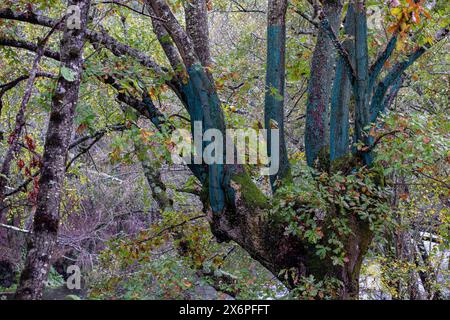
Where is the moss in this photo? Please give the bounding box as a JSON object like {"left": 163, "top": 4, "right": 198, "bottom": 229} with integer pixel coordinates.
{"left": 330, "top": 153, "right": 356, "bottom": 174}
{"left": 231, "top": 173, "right": 269, "bottom": 209}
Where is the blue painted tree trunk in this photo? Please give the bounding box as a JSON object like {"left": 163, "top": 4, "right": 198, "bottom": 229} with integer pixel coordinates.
{"left": 353, "top": 0, "right": 372, "bottom": 165}
{"left": 181, "top": 63, "right": 227, "bottom": 214}
{"left": 330, "top": 4, "right": 355, "bottom": 161}
{"left": 264, "top": 0, "right": 290, "bottom": 189}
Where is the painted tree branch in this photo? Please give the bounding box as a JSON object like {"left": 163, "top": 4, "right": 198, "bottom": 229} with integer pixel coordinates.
{"left": 330, "top": 3, "right": 355, "bottom": 161}
{"left": 353, "top": 0, "right": 371, "bottom": 165}
{"left": 264, "top": 0, "right": 290, "bottom": 188}
{"left": 370, "top": 27, "right": 448, "bottom": 123}
{"left": 368, "top": 33, "right": 398, "bottom": 93}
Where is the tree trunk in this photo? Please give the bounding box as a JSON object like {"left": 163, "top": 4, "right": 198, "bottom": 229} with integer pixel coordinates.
{"left": 14, "top": 0, "right": 90, "bottom": 300}
{"left": 264, "top": 0, "right": 290, "bottom": 188}
{"left": 305, "top": 0, "right": 342, "bottom": 166}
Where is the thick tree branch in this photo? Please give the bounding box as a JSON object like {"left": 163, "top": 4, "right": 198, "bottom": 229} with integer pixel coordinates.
{"left": 145, "top": 4, "right": 184, "bottom": 73}
{"left": 368, "top": 33, "right": 398, "bottom": 92}
{"left": 146, "top": 0, "right": 199, "bottom": 67}
{"left": 0, "top": 8, "right": 165, "bottom": 74}
{"left": 184, "top": 0, "right": 211, "bottom": 67}
{"left": 293, "top": 7, "right": 356, "bottom": 82}
{"left": 15, "top": 0, "right": 91, "bottom": 300}
{"left": 0, "top": 37, "right": 61, "bottom": 61}
{"left": 319, "top": 15, "right": 356, "bottom": 83}
{"left": 370, "top": 27, "right": 449, "bottom": 122}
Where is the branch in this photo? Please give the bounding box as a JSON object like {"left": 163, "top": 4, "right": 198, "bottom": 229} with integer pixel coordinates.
{"left": 95, "top": 1, "right": 166, "bottom": 21}
{"left": 66, "top": 136, "right": 103, "bottom": 169}
{"left": 100, "top": 75, "right": 174, "bottom": 133}
{"left": 370, "top": 27, "right": 449, "bottom": 122}
{"left": 292, "top": 7, "right": 318, "bottom": 27}
{"left": 184, "top": 0, "right": 211, "bottom": 67}
{"left": 0, "top": 37, "right": 61, "bottom": 60}
{"left": 0, "top": 72, "right": 56, "bottom": 114}
{"left": 0, "top": 223, "right": 30, "bottom": 233}
{"left": 0, "top": 8, "right": 165, "bottom": 74}
{"left": 319, "top": 14, "right": 356, "bottom": 83}
{"left": 0, "top": 72, "right": 56, "bottom": 90}
{"left": 146, "top": 0, "right": 199, "bottom": 67}
{"left": 381, "top": 74, "right": 403, "bottom": 113}
{"left": 145, "top": 3, "right": 184, "bottom": 72}
{"left": 369, "top": 33, "right": 398, "bottom": 91}
{"left": 131, "top": 214, "right": 207, "bottom": 245}
{"left": 292, "top": 5, "right": 357, "bottom": 82}
{"left": 68, "top": 124, "right": 126, "bottom": 149}
{"left": 367, "top": 130, "right": 400, "bottom": 152}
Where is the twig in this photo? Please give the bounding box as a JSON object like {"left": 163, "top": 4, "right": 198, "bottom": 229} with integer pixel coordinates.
{"left": 94, "top": 1, "right": 166, "bottom": 22}
{"left": 0, "top": 223, "right": 30, "bottom": 233}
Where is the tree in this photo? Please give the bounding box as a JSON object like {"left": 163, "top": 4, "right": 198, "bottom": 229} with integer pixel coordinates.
{"left": 13, "top": 0, "right": 91, "bottom": 299}
{"left": 0, "top": 0, "right": 447, "bottom": 299}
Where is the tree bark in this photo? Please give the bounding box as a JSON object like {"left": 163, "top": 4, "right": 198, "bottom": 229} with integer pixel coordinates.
{"left": 330, "top": 4, "right": 355, "bottom": 161}
{"left": 305, "top": 0, "right": 342, "bottom": 166}
{"left": 14, "top": 0, "right": 90, "bottom": 300}
{"left": 2, "top": 0, "right": 444, "bottom": 300}
{"left": 264, "top": 0, "right": 290, "bottom": 188}
{"left": 184, "top": 0, "right": 211, "bottom": 67}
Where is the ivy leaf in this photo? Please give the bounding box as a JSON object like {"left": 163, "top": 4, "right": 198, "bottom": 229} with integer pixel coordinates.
{"left": 61, "top": 66, "right": 76, "bottom": 82}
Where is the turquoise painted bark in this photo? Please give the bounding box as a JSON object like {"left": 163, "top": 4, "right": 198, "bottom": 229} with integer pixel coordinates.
{"left": 181, "top": 63, "right": 227, "bottom": 213}
{"left": 264, "top": 25, "right": 290, "bottom": 188}
{"left": 353, "top": 1, "right": 372, "bottom": 165}
{"left": 368, "top": 35, "right": 398, "bottom": 96}
{"left": 370, "top": 47, "right": 426, "bottom": 122}
{"left": 330, "top": 4, "right": 355, "bottom": 161}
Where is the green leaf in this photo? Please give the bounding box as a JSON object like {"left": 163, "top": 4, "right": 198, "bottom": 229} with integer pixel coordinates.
{"left": 61, "top": 66, "right": 76, "bottom": 82}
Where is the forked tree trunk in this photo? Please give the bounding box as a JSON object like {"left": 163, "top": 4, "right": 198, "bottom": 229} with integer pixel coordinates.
{"left": 15, "top": 0, "right": 90, "bottom": 300}
{"left": 0, "top": 0, "right": 441, "bottom": 300}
